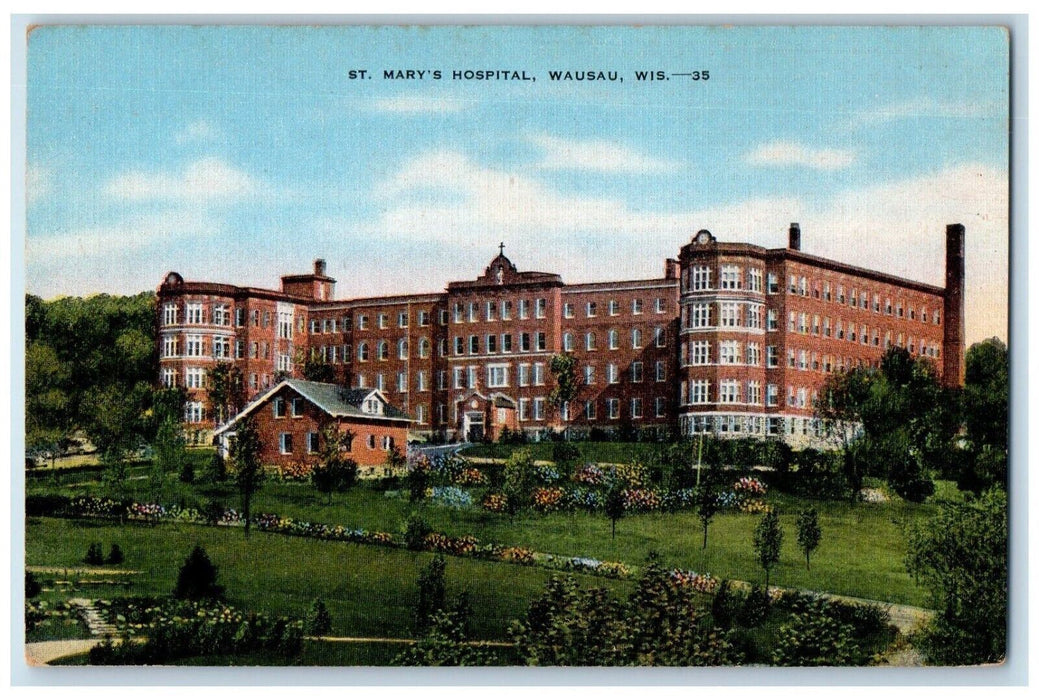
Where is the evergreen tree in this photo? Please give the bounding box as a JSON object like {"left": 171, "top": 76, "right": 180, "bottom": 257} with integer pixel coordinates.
{"left": 795, "top": 508, "right": 822, "bottom": 570}
{"left": 173, "top": 545, "right": 223, "bottom": 600}
{"left": 753, "top": 509, "right": 783, "bottom": 590}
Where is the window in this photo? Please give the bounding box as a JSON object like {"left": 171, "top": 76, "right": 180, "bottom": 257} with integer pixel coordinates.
{"left": 564, "top": 302, "right": 575, "bottom": 318}
{"left": 162, "top": 336, "right": 180, "bottom": 358}
{"left": 654, "top": 327, "right": 666, "bottom": 347}
{"left": 520, "top": 332, "right": 531, "bottom": 352}
{"left": 720, "top": 340, "right": 741, "bottom": 365}
{"left": 536, "top": 332, "right": 547, "bottom": 351}
{"left": 609, "top": 299, "right": 620, "bottom": 316}
{"left": 379, "top": 313, "right": 389, "bottom": 329}
{"left": 533, "top": 398, "right": 545, "bottom": 421}
{"left": 720, "top": 303, "right": 739, "bottom": 328}
{"left": 291, "top": 397, "right": 304, "bottom": 417}
{"left": 419, "top": 310, "right": 430, "bottom": 326}
{"left": 607, "top": 363, "right": 619, "bottom": 384}
{"left": 691, "top": 265, "right": 712, "bottom": 291}
{"left": 632, "top": 298, "right": 644, "bottom": 314}
{"left": 691, "top": 304, "right": 711, "bottom": 328}
{"left": 467, "top": 367, "right": 477, "bottom": 389}
{"left": 518, "top": 364, "right": 530, "bottom": 387}
{"left": 501, "top": 300, "right": 512, "bottom": 320}
{"left": 419, "top": 337, "right": 431, "bottom": 358}
{"left": 212, "top": 336, "right": 231, "bottom": 359}
{"left": 691, "top": 341, "right": 710, "bottom": 365}
{"left": 502, "top": 334, "right": 513, "bottom": 353}
{"left": 519, "top": 299, "right": 530, "bottom": 319}
{"left": 487, "top": 365, "right": 509, "bottom": 388}
{"left": 398, "top": 311, "right": 409, "bottom": 328}
{"left": 720, "top": 265, "right": 741, "bottom": 290}
{"left": 767, "top": 345, "right": 779, "bottom": 368}
{"left": 417, "top": 371, "right": 428, "bottom": 391}
{"left": 748, "top": 381, "right": 762, "bottom": 405}
{"left": 358, "top": 342, "right": 369, "bottom": 362}
{"left": 378, "top": 341, "right": 389, "bottom": 360}
{"left": 163, "top": 303, "right": 178, "bottom": 325}
{"left": 519, "top": 399, "right": 530, "bottom": 421}
{"left": 608, "top": 329, "right": 619, "bottom": 350}
{"left": 484, "top": 301, "right": 495, "bottom": 322}
{"left": 161, "top": 368, "right": 177, "bottom": 388}
{"left": 453, "top": 367, "right": 464, "bottom": 389}
{"left": 690, "top": 380, "right": 709, "bottom": 404}
{"left": 184, "top": 402, "right": 205, "bottom": 423}
{"left": 311, "top": 320, "right": 320, "bottom": 334}
{"left": 278, "top": 433, "right": 293, "bottom": 455}
{"left": 767, "top": 309, "right": 778, "bottom": 331}
{"left": 383, "top": 436, "right": 395, "bottom": 451}
{"left": 533, "top": 363, "right": 545, "bottom": 386}
{"left": 630, "top": 361, "right": 643, "bottom": 383}
{"left": 563, "top": 332, "right": 574, "bottom": 352}
{"left": 766, "top": 384, "right": 779, "bottom": 407}
{"left": 767, "top": 273, "right": 779, "bottom": 294}
{"left": 746, "top": 305, "right": 763, "bottom": 329}
{"left": 307, "top": 432, "right": 320, "bottom": 454}
{"left": 655, "top": 397, "right": 666, "bottom": 417}
{"left": 273, "top": 398, "right": 287, "bottom": 418}
{"left": 469, "top": 335, "right": 479, "bottom": 355}
{"left": 799, "top": 276, "right": 808, "bottom": 296}
{"left": 186, "top": 335, "right": 204, "bottom": 357}
{"left": 584, "top": 365, "right": 595, "bottom": 385}
{"left": 585, "top": 332, "right": 597, "bottom": 351}
{"left": 655, "top": 298, "right": 665, "bottom": 313}
{"left": 631, "top": 398, "right": 643, "bottom": 419}
{"left": 586, "top": 302, "right": 597, "bottom": 318}
{"left": 655, "top": 361, "right": 666, "bottom": 382}
{"left": 453, "top": 304, "right": 463, "bottom": 324}
{"left": 607, "top": 398, "right": 620, "bottom": 419}
{"left": 585, "top": 400, "right": 597, "bottom": 419}
{"left": 747, "top": 343, "right": 761, "bottom": 366}
{"left": 536, "top": 298, "right": 547, "bottom": 318}
{"left": 186, "top": 303, "right": 204, "bottom": 324}
{"left": 631, "top": 328, "right": 643, "bottom": 349}
{"left": 398, "top": 339, "right": 409, "bottom": 359}
{"left": 278, "top": 311, "right": 293, "bottom": 339}
{"left": 486, "top": 334, "right": 498, "bottom": 354}
{"left": 185, "top": 367, "right": 205, "bottom": 389}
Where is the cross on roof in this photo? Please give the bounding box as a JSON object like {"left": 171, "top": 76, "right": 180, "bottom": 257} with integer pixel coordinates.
{"left": 498, "top": 241, "right": 505, "bottom": 256}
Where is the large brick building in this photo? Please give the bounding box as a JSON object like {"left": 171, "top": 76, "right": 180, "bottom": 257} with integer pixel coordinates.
{"left": 157, "top": 223, "right": 965, "bottom": 446}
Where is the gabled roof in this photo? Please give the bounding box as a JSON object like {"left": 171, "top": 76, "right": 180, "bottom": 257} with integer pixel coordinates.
{"left": 214, "top": 378, "right": 412, "bottom": 435}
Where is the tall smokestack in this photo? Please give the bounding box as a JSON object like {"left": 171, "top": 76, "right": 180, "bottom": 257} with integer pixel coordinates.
{"left": 314, "top": 259, "right": 327, "bottom": 276}
{"left": 943, "top": 224, "right": 965, "bottom": 387}
{"left": 789, "top": 223, "right": 801, "bottom": 251}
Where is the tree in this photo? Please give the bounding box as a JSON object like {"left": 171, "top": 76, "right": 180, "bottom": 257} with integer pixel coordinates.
{"left": 301, "top": 357, "right": 336, "bottom": 383}
{"left": 152, "top": 417, "right": 186, "bottom": 499}
{"left": 206, "top": 362, "right": 245, "bottom": 427}
{"left": 502, "top": 449, "right": 534, "bottom": 521}
{"left": 229, "top": 416, "right": 264, "bottom": 537}
{"left": 173, "top": 545, "right": 224, "bottom": 600}
{"left": 815, "top": 367, "right": 873, "bottom": 501}
{"left": 795, "top": 508, "right": 822, "bottom": 570}
{"left": 548, "top": 353, "right": 580, "bottom": 430}
{"left": 311, "top": 426, "right": 358, "bottom": 503}
{"left": 415, "top": 554, "right": 447, "bottom": 634}
{"left": 604, "top": 480, "right": 626, "bottom": 540}
{"left": 307, "top": 598, "right": 332, "bottom": 636}
{"left": 694, "top": 484, "right": 719, "bottom": 550}
{"left": 960, "top": 338, "right": 1008, "bottom": 492}
{"left": 385, "top": 443, "right": 407, "bottom": 475}
{"left": 906, "top": 488, "right": 1007, "bottom": 665}
{"left": 753, "top": 509, "right": 783, "bottom": 590}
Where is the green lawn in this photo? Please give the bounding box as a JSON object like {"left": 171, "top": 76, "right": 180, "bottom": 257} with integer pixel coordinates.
{"left": 26, "top": 517, "right": 632, "bottom": 642}
{"left": 460, "top": 441, "right": 662, "bottom": 464}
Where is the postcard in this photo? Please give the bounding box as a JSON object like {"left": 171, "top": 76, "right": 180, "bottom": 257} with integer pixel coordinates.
{"left": 21, "top": 23, "right": 1010, "bottom": 673}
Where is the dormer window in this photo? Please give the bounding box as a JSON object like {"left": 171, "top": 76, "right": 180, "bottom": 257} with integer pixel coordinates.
{"left": 363, "top": 397, "right": 384, "bottom": 415}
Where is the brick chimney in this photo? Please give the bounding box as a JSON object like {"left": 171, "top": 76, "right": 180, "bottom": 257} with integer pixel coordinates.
{"left": 943, "top": 224, "right": 966, "bottom": 387}
{"left": 789, "top": 223, "right": 801, "bottom": 251}
{"left": 315, "top": 259, "right": 327, "bottom": 276}
{"left": 664, "top": 258, "right": 680, "bottom": 280}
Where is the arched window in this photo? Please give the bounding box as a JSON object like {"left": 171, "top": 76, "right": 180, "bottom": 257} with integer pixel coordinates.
{"left": 632, "top": 328, "right": 643, "bottom": 349}
{"left": 419, "top": 337, "right": 430, "bottom": 358}
{"left": 398, "top": 338, "right": 409, "bottom": 359}
{"left": 563, "top": 332, "right": 574, "bottom": 352}
{"left": 608, "top": 329, "right": 619, "bottom": 350}
{"left": 378, "top": 341, "right": 389, "bottom": 360}
{"left": 358, "top": 342, "right": 369, "bottom": 362}
{"left": 586, "top": 332, "right": 597, "bottom": 351}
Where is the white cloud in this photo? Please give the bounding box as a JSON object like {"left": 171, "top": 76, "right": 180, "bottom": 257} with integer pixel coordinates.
{"left": 843, "top": 97, "right": 1006, "bottom": 130}
{"left": 529, "top": 132, "right": 679, "bottom": 174}
{"left": 746, "top": 141, "right": 857, "bottom": 170}
{"left": 26, "top": 209, "right": 213, "bottom": 262}
{"left": 26, "top": 164, "right": 53, "bottom": 204}
{"left": 356, "top": 150, "right": 1006, "bottom": 343}
{"left": 104, "top": 157, "right": 261, "bottom": 204}
{"left": 370, "top": 96, "right": 466, "bottom": 114}
{"left": 175, "top": 119, "right": 220, "bottom": 144}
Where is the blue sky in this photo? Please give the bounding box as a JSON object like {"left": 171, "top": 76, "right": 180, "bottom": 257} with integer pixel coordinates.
{"left": 25, "top": 25, "right": 1008, "bottom": 343}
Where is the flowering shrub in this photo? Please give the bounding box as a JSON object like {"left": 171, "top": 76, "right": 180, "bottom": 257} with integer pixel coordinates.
{"left": 428, "top": 486, "right": 474, "bottom": 509}
{"left": 614, "top": 461, "right": 648, "bottom": 488}
{"left": 278, "top": 461, "right": 312, "bottom": 482}
{"left": 482, "top": 492, "right": 508, "bottom": 513}
{"left": 733, "top": 476, "right": 768, "bottom": 497}
{"left": 498, "top": 546, "right": 536, "bottom": 565}
{"left": 453, "top": 467, "right": 487, "bottom": 486}
{"left": 533, "top": 465, "right": 563, "bottom": 484}
{"left": 567, "top": 486, "right": 601, "bottom": 511}
{"left": 88, "top": 599, "right": 303, "bottom": 664}
{"left": 555, "top": 556, "right": 630, "bottom": 579}
{"left": 423, "top": 532, "right": 479, "bottom": 556}
{"left": 127, "top": 502, "right": 167, "bottom": 521}
{"left": 857, "top": 487, "right": 889, "bottom": 503}
{"left": 68, "top": 496, "right": 126, "bottom": 518}
{"left": 669, "top": 569, "right": 718, "bottom": 594}
{"left": 660, "top": 488, "right": 697, "bottom": 512}
{"left": 531, "top": 487, "right": 567, "bottom": 513}
{"left": 739, "top": 499, "right": 772, "bottom": 514}
{"left": 622, "top": 488, "right": 661, "bottom": 513}
{"left": 572, "top": 463, "right": 607, "bottom": 486}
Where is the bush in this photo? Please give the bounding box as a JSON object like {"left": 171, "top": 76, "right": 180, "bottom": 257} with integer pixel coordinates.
{"left": 25, "top": 571, "right": 41, "bottom": 599}
{"left": 179, "top": 460, "right": 195, "bottom": 484}
{"left": 737, "top": 586, "right": 771, "bottom": 627}
{"left": 710, "top": 580, "right": 745, "bottom": 629}
{"left": 106, "top": 544, "right": 125, "bottom": 565}
{"left": 551, "top": 441, "right": 581, "bottom": 467}
{"left": 307, "top": 598, "right": 332, "bottom": 636}
{"left": 25, "top": 494, "right": 72, "bottom": 517}
{"left": 204, "top": 453, "right": 226, "bottom": 483}
{"left": 173, "top": 545, "right": 224, "bottom": 601}
{"left": 403, "top": 513, "right": 433, "bottom": 551}
{"left": 84, "top": 542, "right": 104, "bottom": 565}
{"left": 772, "top": 599, "right": 867, "bottom": 666}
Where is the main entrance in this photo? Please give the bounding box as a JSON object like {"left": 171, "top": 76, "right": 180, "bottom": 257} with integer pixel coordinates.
{"left": 463, "top": 411, "right": 485, "bottom": 443}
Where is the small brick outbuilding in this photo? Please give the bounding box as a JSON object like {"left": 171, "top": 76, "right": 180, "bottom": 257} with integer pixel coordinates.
{"left": 215, "top": 378, "right": 413, "bottom": 472}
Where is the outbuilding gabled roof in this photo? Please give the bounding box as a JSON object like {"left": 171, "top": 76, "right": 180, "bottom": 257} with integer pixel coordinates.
{"left": 214, "top": 378, "right": 412, "bottom": 435}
